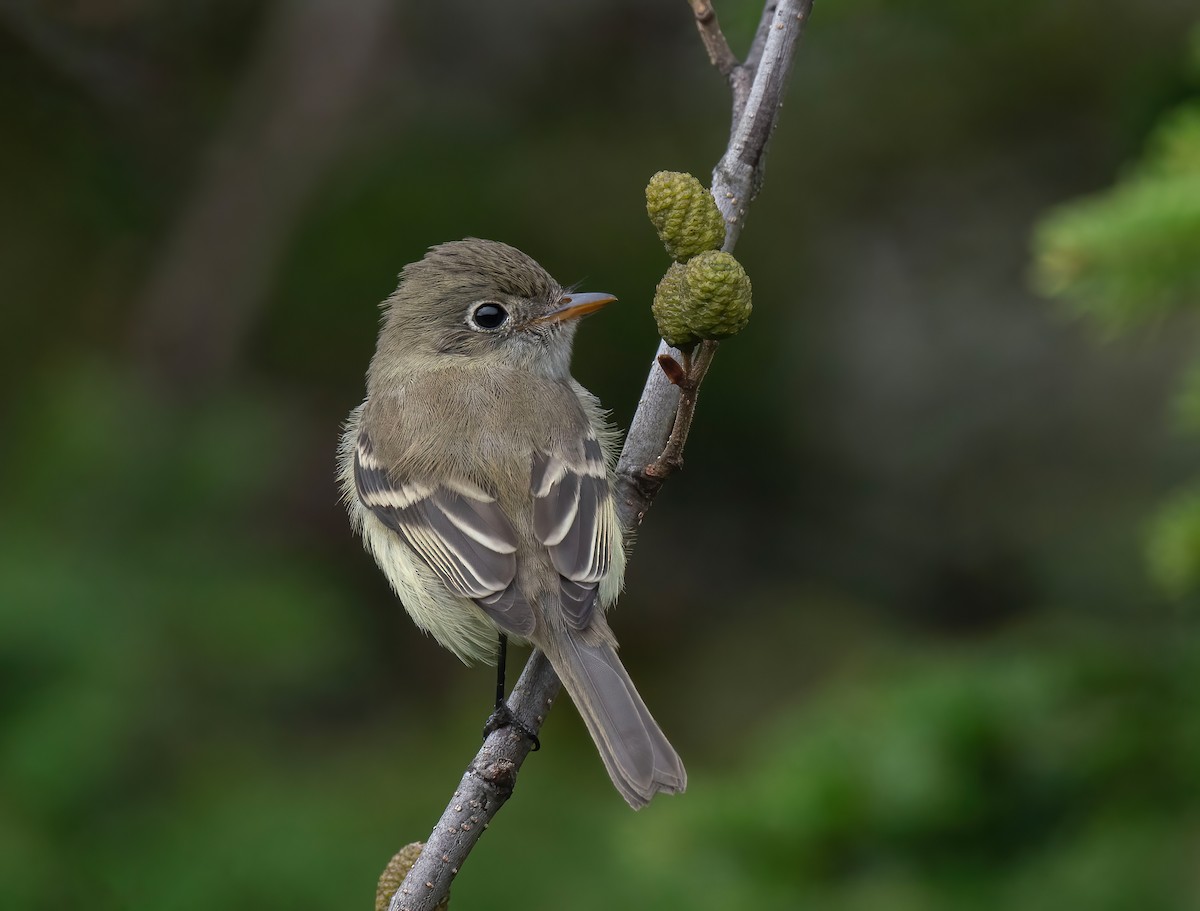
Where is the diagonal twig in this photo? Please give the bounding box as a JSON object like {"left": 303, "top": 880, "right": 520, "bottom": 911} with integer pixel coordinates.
{"left": 388, "top": 3, "right": 814, "bottom": 909}
{"left": 617, "top": 0, "right": 811, "bottom": 522}
{"left": 687, "top": 0, "right": 739, "bottom": 77}
{"left": 731, "top": 0, "right": 780, "bottom": 122}
{"left": 747, "top": 0, "right": 782, "bottom": 73}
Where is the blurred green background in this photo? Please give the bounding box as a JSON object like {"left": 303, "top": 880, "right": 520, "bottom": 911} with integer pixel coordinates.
{"left": 3, "top": 0, "right": 1200, "bottom": 908}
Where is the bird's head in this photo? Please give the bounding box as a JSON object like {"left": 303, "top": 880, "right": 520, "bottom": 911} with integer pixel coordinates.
{"left": 373, "top": 238, "right": 616, "bottom": 381}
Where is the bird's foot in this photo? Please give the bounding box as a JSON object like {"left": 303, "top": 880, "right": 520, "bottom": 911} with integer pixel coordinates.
{"left": 483, "top": 702, "right": 541, "bottom": 751}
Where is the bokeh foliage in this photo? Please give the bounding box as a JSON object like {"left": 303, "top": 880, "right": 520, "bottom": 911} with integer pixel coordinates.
{"left": 1033, "top": 25, "right": 1200, "bottom": 601}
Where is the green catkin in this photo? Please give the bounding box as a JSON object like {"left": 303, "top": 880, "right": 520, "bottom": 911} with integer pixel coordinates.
{"left": 652, "top": 251, "right": 753, "bottom": 348}
{"left": 645, "top": 171, "right": 726, "bottom": 262}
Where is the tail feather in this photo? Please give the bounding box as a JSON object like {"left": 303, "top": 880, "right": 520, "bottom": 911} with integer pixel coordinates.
{"left": 547, "top": 633, "right": 686, "bottom": 809}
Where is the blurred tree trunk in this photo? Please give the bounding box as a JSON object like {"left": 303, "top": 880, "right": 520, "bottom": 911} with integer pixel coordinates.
{"left": 0, "top": 0, "right": 156, "bottom": 111}
{"left": 132, "top": 0, "right": 394, "bottom": 392}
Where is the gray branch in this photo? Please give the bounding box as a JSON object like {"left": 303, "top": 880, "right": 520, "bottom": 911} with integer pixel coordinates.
{"left": 388, "top": 2, "right": 813, "bottom": 908}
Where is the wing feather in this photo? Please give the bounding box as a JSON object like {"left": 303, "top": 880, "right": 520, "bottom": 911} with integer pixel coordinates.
{"left": 356, "top": 426, "right": 618, "bottom": 640}
{"left": 354, "top": 432, "right": 527, "bottom": 624}
{"left": 531, "top": 433, "right": 619, "bottom": 630}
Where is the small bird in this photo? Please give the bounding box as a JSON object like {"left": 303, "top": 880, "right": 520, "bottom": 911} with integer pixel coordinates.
{"left": 338, "top": 238, "right": 686, "bottom": 809}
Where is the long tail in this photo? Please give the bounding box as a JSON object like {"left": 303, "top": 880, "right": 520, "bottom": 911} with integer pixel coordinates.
{"left": 545, "top": 632, "right": 687, "bottom": 809}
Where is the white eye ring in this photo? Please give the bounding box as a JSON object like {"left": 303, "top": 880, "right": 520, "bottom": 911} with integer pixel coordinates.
{"left": 468, "top": 301, "right": 509, "bottom": 331}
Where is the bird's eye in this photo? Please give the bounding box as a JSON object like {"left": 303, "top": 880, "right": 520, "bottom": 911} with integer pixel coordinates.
{"left": 470, "top": 302, "right": 509, "bottom": 330}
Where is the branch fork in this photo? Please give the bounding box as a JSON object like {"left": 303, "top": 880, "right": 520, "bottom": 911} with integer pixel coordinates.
{"left": 643, "top": 340, "right": 718, "bottom": 482}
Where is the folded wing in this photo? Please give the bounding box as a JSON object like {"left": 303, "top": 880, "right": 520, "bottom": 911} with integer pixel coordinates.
{"left": 354, "top": 431, "right": 535, "bottom": 636}
{"left": 531, "top": 435, "right": 619, "bottom": 630}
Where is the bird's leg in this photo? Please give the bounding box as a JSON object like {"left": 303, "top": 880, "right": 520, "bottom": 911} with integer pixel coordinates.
{"left": 494, "top": 632, "right": 508, "bottom": 712}
{"left": 482, "top": 633, "right": 540, "bottom": 751}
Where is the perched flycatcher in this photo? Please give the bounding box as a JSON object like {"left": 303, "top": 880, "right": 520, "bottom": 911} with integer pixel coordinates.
{"left": 338, "top": 238, "right": 686, "bottom": 809}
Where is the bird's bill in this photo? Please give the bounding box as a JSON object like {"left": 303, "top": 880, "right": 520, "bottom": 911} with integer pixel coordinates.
{"left": 532, "top": 292, "right": 618, "bottom": 325}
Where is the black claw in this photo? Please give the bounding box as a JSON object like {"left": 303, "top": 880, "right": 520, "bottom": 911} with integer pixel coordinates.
{"left": 483, "top": 702, "right": 541, "bottom": 751}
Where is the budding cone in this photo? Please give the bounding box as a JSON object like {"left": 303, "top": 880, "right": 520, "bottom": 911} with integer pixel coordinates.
{"left": 652, "top": 251, "right": 753, "bottom": 348}
{"left": 652, "top": 262, "right": 694, "bottom": 347}
{"left": 645, "top": 170, "right": 726, "bottom": 262}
